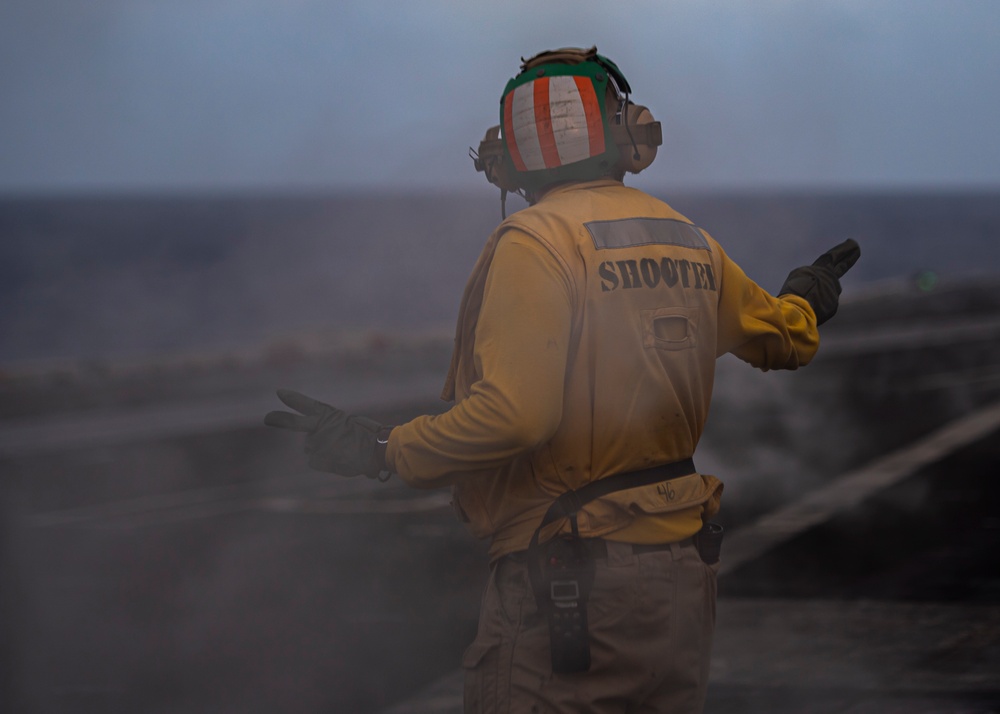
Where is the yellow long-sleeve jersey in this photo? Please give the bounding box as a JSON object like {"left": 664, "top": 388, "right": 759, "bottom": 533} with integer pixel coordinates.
{"left": 386, "top": 180, "right": 819, "bottom": 560}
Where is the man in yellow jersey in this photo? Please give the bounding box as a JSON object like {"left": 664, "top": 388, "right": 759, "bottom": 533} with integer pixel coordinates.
{"left": 266, "top": 47, "right": 859, "bottom": 714}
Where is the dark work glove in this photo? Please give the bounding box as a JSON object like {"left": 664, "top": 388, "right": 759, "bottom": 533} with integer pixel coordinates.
{"left": 264, "top": 389, "right": 390, "bottom": 478}
{"left": 778, "top": 239, "right": 861, "bottom": 325}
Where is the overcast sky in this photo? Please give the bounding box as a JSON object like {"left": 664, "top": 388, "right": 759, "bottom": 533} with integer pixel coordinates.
{"left": 2, "top": 0, "right": 998, "bottom": 194}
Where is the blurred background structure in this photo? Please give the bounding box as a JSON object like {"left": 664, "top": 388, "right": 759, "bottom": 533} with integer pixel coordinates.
{"left": 2, "top": 1, "right": 999, "bottom": 712}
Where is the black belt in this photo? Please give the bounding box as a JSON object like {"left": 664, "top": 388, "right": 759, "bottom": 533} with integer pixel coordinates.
{"left": 533, "top": 458, "right": 697, "bottom": 536}
{"left": 525, "top": 456, "right": 698, "bottom": 565}
{"left": 504, "top": 536, "right": 690, "bottom": 564}
{"left": 587, "top": 536, "right": 693, "bottom": 560}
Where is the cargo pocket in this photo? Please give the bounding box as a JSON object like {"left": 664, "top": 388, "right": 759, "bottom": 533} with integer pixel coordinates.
{"left": 641, "top": 306, "right": 699, "bottom": 351}
{"left": 462, "top": 636, "right": 503, "bottom": 714}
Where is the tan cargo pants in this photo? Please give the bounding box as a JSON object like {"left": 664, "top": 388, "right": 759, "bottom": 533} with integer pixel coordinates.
{"left": 463, "top": 539, "right": 717, "bottom": 714}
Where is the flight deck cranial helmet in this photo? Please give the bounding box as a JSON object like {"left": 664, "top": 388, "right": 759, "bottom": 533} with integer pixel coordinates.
{"left": 472, "top": 47, "right": 662, "bottom": 200}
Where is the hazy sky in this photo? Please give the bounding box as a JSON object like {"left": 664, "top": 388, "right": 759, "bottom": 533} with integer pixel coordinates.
{"left": 2, "top": 0, "right": 998, "bottom": 193}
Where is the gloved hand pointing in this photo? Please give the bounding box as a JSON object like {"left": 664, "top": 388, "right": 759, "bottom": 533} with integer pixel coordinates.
{"left": 264, "top": 389, "right": 390, "bottom": 478}
{"left": 779, "top": 239, "right": 861, "bottom": 325}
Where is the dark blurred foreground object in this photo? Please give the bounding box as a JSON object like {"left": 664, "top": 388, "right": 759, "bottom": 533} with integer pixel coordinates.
{"left": 264, "top": 389, "right": 390, "bottom": 479}
{"left": 779, "top": 239, "right": 861, "bottom": 325}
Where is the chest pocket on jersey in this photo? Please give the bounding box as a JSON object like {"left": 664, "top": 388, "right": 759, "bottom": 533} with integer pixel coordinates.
{"left": 641, "top": 306, "right": 699, "bottom": 351}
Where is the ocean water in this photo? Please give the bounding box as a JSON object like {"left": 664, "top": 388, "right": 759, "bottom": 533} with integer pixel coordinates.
{"left": 2, "top": 189, "right": 998, "bottom": 365}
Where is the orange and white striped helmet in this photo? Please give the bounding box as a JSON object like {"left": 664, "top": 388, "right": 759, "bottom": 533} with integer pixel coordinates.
{"left": 499, "top": 48, "right": 630, "bottom": 191}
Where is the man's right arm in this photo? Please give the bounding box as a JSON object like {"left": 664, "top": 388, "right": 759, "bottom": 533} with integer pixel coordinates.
{"left": 715, "top": 239, "right": 860, "bottom": 371}
{"left": 715, "top": 244, "right": 821, "bottom": 371}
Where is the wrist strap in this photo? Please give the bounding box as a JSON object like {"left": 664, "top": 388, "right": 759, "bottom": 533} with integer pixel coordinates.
{"left": 374, "top": 427, "right": 393, "bottom": 481}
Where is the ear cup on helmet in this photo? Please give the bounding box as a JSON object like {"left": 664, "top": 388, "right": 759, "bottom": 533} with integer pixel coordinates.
{"left": 472, "top": 125, "right": 521, "bottom": 192}
{"left": 613, "top": 103, "right": 660, "bottom": 175}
